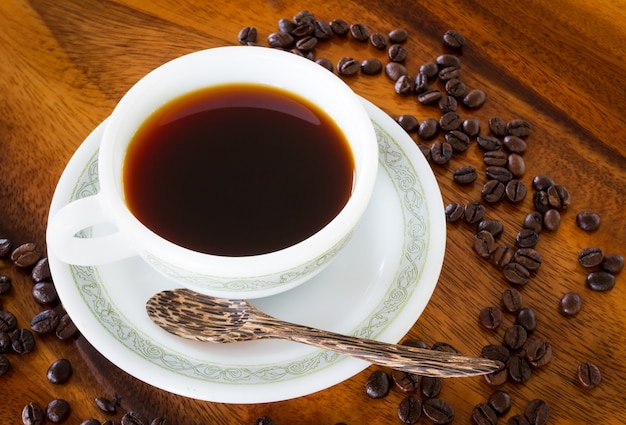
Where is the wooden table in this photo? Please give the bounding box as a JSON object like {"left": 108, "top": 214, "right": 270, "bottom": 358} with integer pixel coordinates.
{"left": 1, "top": 1, "right": 625, "bottom": 424}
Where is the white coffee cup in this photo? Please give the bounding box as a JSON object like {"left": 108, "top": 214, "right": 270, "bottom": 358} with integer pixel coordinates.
{"left": 47, "top": 46, "right": 378, "bottom": 299}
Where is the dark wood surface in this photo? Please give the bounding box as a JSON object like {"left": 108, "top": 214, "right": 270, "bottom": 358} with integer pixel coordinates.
{"left": 1, "top": 1, "right": 625, "bottom": 424}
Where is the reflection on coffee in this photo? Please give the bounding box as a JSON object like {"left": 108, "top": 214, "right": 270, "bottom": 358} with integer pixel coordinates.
{"left": 123, "top": 83, "right": 354, "bottom": 256}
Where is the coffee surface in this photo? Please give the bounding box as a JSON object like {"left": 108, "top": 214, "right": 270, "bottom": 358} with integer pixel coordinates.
{"left": 123, "top": 83, "right": 354, "bottom": 256}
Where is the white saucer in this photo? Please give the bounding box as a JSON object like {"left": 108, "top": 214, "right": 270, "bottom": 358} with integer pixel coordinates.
{"left": 47, "top": 97, "right": 445, "bottom": 403}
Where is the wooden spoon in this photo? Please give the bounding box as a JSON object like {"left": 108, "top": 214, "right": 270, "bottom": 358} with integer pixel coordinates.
{"left": 146, "top": 288, "right": 502, "bottom": 378}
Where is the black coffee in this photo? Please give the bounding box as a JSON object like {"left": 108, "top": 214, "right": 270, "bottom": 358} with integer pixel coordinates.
{"left": 124, "top": 83, "right": 354, "bottom": 256}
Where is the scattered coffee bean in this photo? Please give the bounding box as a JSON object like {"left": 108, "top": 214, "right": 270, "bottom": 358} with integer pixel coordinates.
{"left": 445, "top": 203, "right": 464, "bottom": 222}
{"left": 479, "top": 306, "right": 503, "bottom": 330}
{"left": 547, "top": 184, "right": 570, "bottom": 209}
{"left": 482, "top": 180, "right": 505, "bottom": 203}
{"left": 0, "top": 331, "right": 10, "bottom": 353}
{"left": 237, "top": 26, "right": 257, "bottom": 44}
{"left": 313, "top": 19, "right": 331, "bottom": 39}
{"left": 422, "top": 398, "right": 455, "bottom": 424}
{"left": 31, "top": 257, "right": 51, "bottom": 283}
{"left": 0, "top": 275, "right": 11, "bottom": 295}
{"left": 293, "top": 10, "right": 315, "bottom": 24}
{"left": 388, "top": 44, "right": 408, "bottom": 62}
{"left": 488, "top": 390, "right": 512, "bottom": 416}
{"left": 0, "top": 310, "right": 17, "bottom": 332}
{"left": 465, "top": 201, "right": 486, "bottom": 224}
{"left": 586, "top": 271, "right": 615, "bottom": 291}
{"left": 577, "top": 362, "right": 601, "bottom": 389}
{"left": 525, "top": 337, "right": 553, "bottom": 368}
{"left": 32, "top": 281, "right": 58, "bottom": 304}
{"left": 22, "top": 402, "right": 45, "bottom": 425}
{"left": 420, "top": 61, "right": 439, "bottom": 79}
{"left": 488, "top": 117, "right": 507, "bottom": 137}
{"left": 0, "top": 354, "right": 10, "bottom": 376}
{"left": 414, "top": 72, "right": 429, "bottom": 93}
{"left": 361, "top": 58, "right": 382, "bottom": 75}
{"left": 443, "top": 29, "right": 465, "bottom": 50}
{"left": 12, "top": 328, "right": 36, "bottom": 353}
{"left": 503, "top": 135, "right": 527, "bottom": 154}
{"left": 486, "top": 166, "right": 513, "bottom": 182}
{"left": 421, "top": 376, "right": 443, "bottom": 398}
{"left": 315, "top": 57, "right": 333, "bottom": 72}
{"left": 402, "top": 338, "right": 430, "bottom": 349}
{"left": 507, "top": 415, "right": 531, "bottom": 425}
{"left": 438, "top": 65, "right": 461, "bottom": 81}
{"left": 47, "top": 358, "right": 73, "bottom": 384}
{"left": 508, "top": 354, "right": 532, "bottom": 383}
{"left": 395, "top": 74, "right": 415, "bottom": 96}
{"left": 453, "top": 165, "right": 477, "bottom": 184}
{"left": 267, "top": 31, "right": 294, "bottom": 49}
{"left": 416, "top": 143, "right": 431, "bottom": 159}
{"left": 369, "top": 32, "right": 388, "bottom": 50}
{"left": 478, "top": 219, "right": 504, "bottom": 238}
{"left": 391, "top": 369, "right": 420, "bottom": 393}
{"left": 329, "top": 18, "right": 350, "bottom": 36}
{"left": 439, "top": 95, "right": 458, "bottom": 113}
{"left": 445, "top": 78, "right": 466, "bottom": 97}
{"left": 525, "top": 399, "right": 550, "bottom": 425}
{"left": 365, "top": 370, "right": 391, "bottom": 398}
{"left": 507, "top": 153, "right": 526, "bottom": 178}
{"left": 559, "top": 292, "right": 582, "bottom": 316}
{"left": 492, "top": 245, "right": 514, "bottom": 268}
{"left": 532, "top": 190, "right": 550, "bottom": 214}
{"left": 472, "top": 403, "right": 497, "bottom": 425}
{"left": 502, "top": 288, "right": 523, "bottom": 313}
{"left": 337, "top": 57, "right": 360, "bottom": 76}
{"left": 462, "top": 118, "right": 481, "bottom": 137}
{"left": 505, "top": 179, "right": 527, "bottom": 203}
{"left": 397, "top": 114, "right": 418, "bottom": 132}
{"left": 385, "top": 62, "right": 408, "bottom": 81}
{"left": 121, "top": 411, "right": 149, "bottom": 425}
{"left": 295, "top": 35, "right": 317, "bottom": 51}
{"left": 47, "top": 398, "right": 71, "bottom": 423}
{"left": 523, "top": 211, "right": 543, "bottom": 233}
{"left": 516, "top": 229, "right": 539, "bottom": 248}
{"left": 514, "top": 248, "right": 542, "bottom": 271}
{"left": 432, "top": 341, "right": 459, "bottom": 353}
{"left": 11, "top": 242, "right": 42, "bottom": 268}
{"left": 516, "top": 307, "right": 537, "bottom": 332}
{"left": 578, "top": 247, "right": 604, "bottom": 268}
{"left": 0, "top": 238, "right": 12, "bottom": 258}
{"left": 474, "top": 231, "right": 496, "bottom": 258}
{"left": 418, "top": 89, "right": 443, "bottom": 105}
{"left": 389, "top": 28, "right": 409, "bottom": 44}
{"left": 507, "top": 119, "right": 531, "bottom": 137}
{"left": 476, "top": 135, "right": 502, "bottom": 151}
{"left": 483, "top": 150, "right": 508, "bottom": 167}
{"left": 542, "top": 208, "right": 561, "bottom": 231}
{"left": 462, "top": 89, "right": 486, "bottom": 108}
{"left": 95, "top": 397, "right": 117, "bottom": 414}
{"left": 418, "top": 118, "right": 439, "bottom": 140}
{"left": 56, "top": 312, "right": 78, "bottom": 340}
{"left": 439, "top": 111, "right": 462, "bottom": 131}
{"left": 482, "top": 344, "right": 511, "bottom": 364}
{"left": 436, "top": 54, "right": 461, "bottom": 68}
{"left": 349, "top": 23, "right": 370, "bottom": 41}
{"left": 484, "top": 366, "right": 508, "bottom": 386}
{"left": 31, "top": 309, "right": 60, "bottom": 334}
{"left": 576, "top": 211, "right": 601, "bottom": 231}
{"left": 398, "top": 395, "right": 422, "bottom": 424}
{"left": 602, "top": 253, "right": 624, "bottom": 274}
{"left": 532, "top": 175, "right": 555, "bottom": 191}
{"left": 504, "top": 324, "right": 528, "bottom": 350}
{"left": 430, "top": 141, "right": 453, "bottom": 165}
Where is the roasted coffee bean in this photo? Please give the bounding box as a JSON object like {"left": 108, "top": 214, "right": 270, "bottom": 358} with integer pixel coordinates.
{"left": 430, "top": 142, "right": 453, "bottom": 165}
{"left": 576, "top": 211, "right": 601, "bottom": 231}
{"left": 278, "top": 18, "right": 295, "bottom": 33}
{"left": 12, "top": 328, "right": 36, "bottom": 353}
{"left": 436, "top": 54, "right": 461, "bottom": 68}
{"left": 388, "top": 44, "right": 408, "bottom": 62}
{"left": 389, "top": 28, "right": 409, "bottom": 44}
{"left": 547, "top": 184, "right": 571, "bottom": 209}
{"left": 578, "top": 247, "right": 604, "bottom": 268}
{"left": 488, "top": 117, "right": 507, "bottom": 137}
{"left": 586, "top": 271, "right": 616, "bottom": 291}
{"left": 492, "top": 245, "right": 514, "bottom": 268}
{"left": 414, "top": 72, "right": 429, "bottom": 93}
{"left": 532, "top": 175, "right": 555, "bottom": 191}
{"left": 397, "top": 115, "right": 419, "bottom": 133}
{"left": 295, "top": 35, "right": 317, "bottom": 51}
{"left": 291, "top": 22, "right": 314, "bottom": 38}
{"left": 443, "top": 29, "right": 465, "bottom": 49}
{"left": 446, "top": 131, "right": 470, "bottom": 152}
{"left": 453, "top": 165, "right": 477, "bottom": 184}
{"left": 421, "top": 376, "right": 443, "bottom": 398}
{"left": 478, "top": 219, "right": 504, "bottom": 238}
{"left": 31, "top": 309, "right": 60, "bottom": 334}
{"left": 532, "top": 190, "right": 550, "bottom": 214}
{"left": 398, "top": 396, "right": 422, "bottom": 424}
{"left": 0, "top": 238, "right": 12, "bottom": 258}
{"left": 315, "top": 57, "right": 333, "bottom": 72}
{"left": 313, "top": 19, "right": 332, "bottom": 39}
{"left": 507, "top": 119, "right": 531, "bottom": 137}
{"left": 95, "top": 397, "right": 117, "bottom": 414}
{"left": 525, "top": 399, "right": 550, "bottom": 425}
{"left": 484, "top": 367, "right": 508, "bottom": 386}
{"left": 432, "top": 341, "right": 459, "bottom": 353}
{"left": 514, "top": 248, "right": 542, "bottom": 271}
{"left": 0, "top": 353, "right": 10, "bottom": 377}
{"left": 403, "top": 338, "right": 430, "bottom": 349}
{"left": 503, "top": 135, "right": 527, "bottom": 154}
{"left": 503, "top": 262, "right": 530, "bottom": 286}
{"left": 502, "top": 287, "right": 523, "bottom": 313}
{"left": 0, "top": 331, "right": 10, "bottom": 353}
{"left": 329, "top": 18, "right": 350, "bottom": 36}
{"left": 465, "top": 201, "right": 486, "bottom": 224}
{"left": 420, "top": 61, "right": 439, "bottom": 79}
{"left": 438, "top": 95, "right": 458, "bottom": 113}
{"left": 479, "top": 306, "right": 503, "bottom": 330}
{"left": 22, "top": 402, "right": 45, "bottom": 425}
{"left": 559, "top": 292, "right": 582, "bottom": 316}
{"left": 523, "top": 211, "right": 543, "bottom": 233}
{"left": 505, "top": 179, "right": 527, "bottom": 203}
{"left": 481, "top": 180, "right": 505, "bottom": 203}
{"left": 11, "top": 242, "right": 41, "bottom": 268}
{"left": 56, "top": 313, "right": 78, "bottom": 340}
{"left": 32, "top": 281, "right": 58, "bottom": 304}
{"left": 488, "top": 390, "right": 512, "bottom": 416}
{"left": 577, "top": 362, "right": 601, "bottom": 388}
{"left": 365, "top": 370, "right": 391, "bottom": 398}
{"left": 445, "top": 78, "right": 466, "bottom": 97}
{"left": 508, "top": 355, "right": 532, "bottom": 383}
{"left": 482, "top": 344, "right": 511, "bottom": 364}
{"left": 31, "top": 257, "right": 51, "bottom": 283}
{"left": 445, "top": 203, "right": 464, "bottom": 222}
{"left": 293, "top": 10, "right": 315, "bottom": 24}
{"left": 47, "top": 399, "right": 71, "bottom": 423}
{"left": 0, "top": 310, "right": 17, "bottom": 332}
{"left": 474, "top": 231, "right": 496, "bottom": 259}
{"left": 418, "top": 118, "right": 439, "bottom": 140}
{"left": 507, "top": 415, "right": 531, "bottom": 425}
{"left": 543, "top": 208, "right": 561, "bottom": 231}
{"left": 0, "top": 275, "right": 11, "bottom": 295}
{"left": 349, "top": 23, "right": 370, "bottom": 41}
{"left": 121, "top": 411, "right": 149, "bottom": 425}
{"left": 438, "top": 65, "right": 461, "bottom": 81}
{"left": 507, "top": 153, "right": 526, "bottom": 178}
{"left": 395, "top": 75, "right": 415, "bottom": 96}
{"left": 504, "top": 325, "right": 528, "bottom": 350}
{"left": 463, "top": 89, "right": 486, "bottom": 108}
{"left": 462, "top": 118, "right": 481, "bottom": 137}
{"left": 237, "top": 26, "right": 257, "bottom": 44}
{"left": 361, "top": 58, "right": 382, "bottom": 75}
{"left": 602, "top": 253, "right": 624, "bottom": 274}
{"left": 422, "top": 398, "right": 455, "bottom": 424}
{"left": 526, "top": 337, "right": 552, "bottom": 368}
{"left": 369, "top": 32, "right": 388, "bottom": 50}
{"left": 483, "top": 150, "right": 508, "bottom": 166}
{"left": 486, "top": 166, "right": 513, "bottom": 182}
{"left": 417, "top": 89, "right": 442, "bottom": 105}
{"left": 385, "top": 62, "right": 408, "bottom": 81}
{"left": 516, "top": 307, "right": 537, "bottom": 332}
{"left": 516, "top": 229, "right": 539, "bottom": 248}
{"left": 472, "top": 403, "right": 497, "bottom": 425}
{"left": 47, "top": 358, "right": 73, "bottom": 384}
{"left": 391, "top": 369, "right": 419, "bottom": 393}
{"left": 337, "top": 57, "right": 360, "bottom": 76}
{"left": 267, "top": 32, "right": 294, "bottom": 48}
{"left": 290, "top": 48, "right": 314, "bottom": 60}
{"left": 476, "top": 135, "right": 501, "bottom": 151}
{"left": 439, "top": 111, "right": 462, "bottom": 131}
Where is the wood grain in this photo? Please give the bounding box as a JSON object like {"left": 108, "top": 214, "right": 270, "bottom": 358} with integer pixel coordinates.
{"left": 1, "top": 0, "right": 625, "bottom": 424}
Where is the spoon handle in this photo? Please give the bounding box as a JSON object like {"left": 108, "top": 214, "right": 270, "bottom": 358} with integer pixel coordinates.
{"left": 255, "top": 314, "right": 501, "bottom": 378}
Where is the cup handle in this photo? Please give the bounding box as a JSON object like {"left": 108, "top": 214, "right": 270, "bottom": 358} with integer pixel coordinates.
{"left": 47, "top": 194, "right": 137, "bottom": 265}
